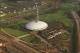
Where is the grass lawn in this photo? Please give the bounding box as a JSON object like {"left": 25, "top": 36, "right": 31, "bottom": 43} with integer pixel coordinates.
{"left": 60, "top": 33, "right": 70, "bottom": 38}
{"left": 40, "top": 11, "right": 72, "bottom": 27}
{"left": 7, "top": 19, "right": 29, "bottom": 26}
{"left": 21, "top": 35, "right": 35, "bottom": 43}
{"left": 17, "top": 19, "right": 29, "bottom": 24}
{"left": 60, "top": 4, "right": 72, "bottom": 10}
{"left": 3, "top": 28, "right": 28, "bottom": 37}
{"left": 60, "top": 4, "right": 80, "bottom": 11}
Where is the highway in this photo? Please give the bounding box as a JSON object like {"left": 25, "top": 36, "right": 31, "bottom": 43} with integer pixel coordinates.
{"left": 0, "top": 32, "right": 41, "bottom": 53}
{"left": 6, "top": 44, "right": 24, "bottom": 53}
{"left": 71, "top": 10, "right": 80, "bottom": 53}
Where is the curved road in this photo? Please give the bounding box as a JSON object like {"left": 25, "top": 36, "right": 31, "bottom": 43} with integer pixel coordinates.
{"left": 71, "top": 10, "right": 80, "bottom": 53}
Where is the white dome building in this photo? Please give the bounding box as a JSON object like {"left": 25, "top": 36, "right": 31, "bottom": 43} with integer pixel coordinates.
{"left": 26, "top": 21, "right": 48, "bottom": 31}
{"left": 26, "top": 9, "right": 48, "bottom": 31}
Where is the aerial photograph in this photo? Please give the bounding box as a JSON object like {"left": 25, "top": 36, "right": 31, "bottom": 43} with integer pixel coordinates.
{"left": 0, "top": 0, "right": 80, "bottom": 53}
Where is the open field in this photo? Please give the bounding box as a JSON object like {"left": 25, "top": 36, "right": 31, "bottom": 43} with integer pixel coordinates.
{"left": 3, "top": 28, "right": 28, "bottom": 37}
{"left": 40, "top": 11, "right": 72, "bottom": 27}
{"left": 21, "top": 35, "right": 35, "bottom": 43}
{"left": 6, "top": 19, "right": 29, "bottom": 26}
{"left": 60, "top": 4, "right": 80, "bottom": 11}
{"left": 60, "top": 33, "right": 70, "bottom": 38}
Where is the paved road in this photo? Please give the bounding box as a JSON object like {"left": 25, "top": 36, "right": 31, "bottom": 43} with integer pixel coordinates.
{"left": 0, "top": 32, "right": 41, "bottom": 53}
{"left": 6, "top": 44, "right": 24, "bottom": 53}
{"left": 71, "top": 10, "right": 80, "bottom": 53}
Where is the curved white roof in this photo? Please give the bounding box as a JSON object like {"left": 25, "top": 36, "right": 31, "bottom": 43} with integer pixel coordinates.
{"left": 26, "top": 21, "right": 48, "bottom": 31}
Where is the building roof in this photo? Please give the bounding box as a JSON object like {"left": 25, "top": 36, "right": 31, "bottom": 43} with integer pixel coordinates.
{"left": 26, "top": 21, "right": 48, "bottom": 31}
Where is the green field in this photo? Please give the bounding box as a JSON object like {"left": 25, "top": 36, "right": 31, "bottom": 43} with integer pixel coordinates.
{"left": 3, "top": 28, "right": 28, "bottom": 37}
{"left": 60, "top": 33, "right": 70, "bottom": 38}
{"left": 7, "top": 19, "right": 29, "bottom": 26}
{"left": 21, "top": 35, "right": 35, "bottom": 43}
{"left": 40, "top": 11, "right": 72, "bottom": 27}
{"left": 1, "top": 19, "right": 29, "bottom": 37}
{"left": 60, "top": 4, "right": 72, "bottom": 10}
{"left": 60, "top": 4, "right": 80, "bottom": 11}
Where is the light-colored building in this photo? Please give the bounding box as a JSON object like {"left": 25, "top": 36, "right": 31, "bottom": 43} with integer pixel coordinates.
{"left": 26, "top": 9, "right": 48, "bottom": 31}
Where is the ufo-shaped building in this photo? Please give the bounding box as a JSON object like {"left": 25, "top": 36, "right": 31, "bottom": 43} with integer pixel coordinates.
{"left": 26, "top": 21, "right": 48, "bottom": 31}
{"left": 26, "top": 9, "right": 48, "bottom": 31}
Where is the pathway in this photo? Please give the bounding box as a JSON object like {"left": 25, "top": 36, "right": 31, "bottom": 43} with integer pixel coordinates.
{"left": 17, "top": 34, "right": 30, "bottom": 39}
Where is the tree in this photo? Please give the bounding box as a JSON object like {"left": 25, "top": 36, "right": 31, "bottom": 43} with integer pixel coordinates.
{"left": 64, "top": 49, "right": 68, "bottom": 53}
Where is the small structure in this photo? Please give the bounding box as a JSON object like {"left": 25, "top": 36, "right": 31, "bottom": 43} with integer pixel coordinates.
{"left": 4, "top": 6, "right": 7, "bottom": 9}
{"left": 13, "top": 10, "right": 16, "bottom": 13}
{"left": 0, "top": 43, "right": 8, "bottom": 53}
{"left": 29, "top": 7, "right": 31, "bottom": 9}
{"left": 23, "top": 8, "right": 26, "bottom": 11}
{"left": 0, "top": 43, "right": 3, "bottom": 47}
{"left": 0, "top": 14, "right": 6, "bottom": 17}
{"left": 0, "top": 11, "right": 6, "bottom": 17}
